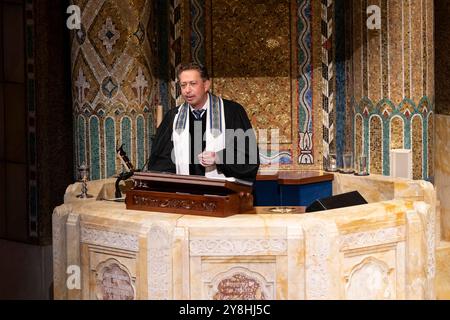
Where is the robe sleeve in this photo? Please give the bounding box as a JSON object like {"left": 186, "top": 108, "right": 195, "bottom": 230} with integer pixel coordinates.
{"left": 148, "top": 108, "right": 177, "bottom": 173}
{"left": 215, "top": 100, "right": 260, "bottom": 182}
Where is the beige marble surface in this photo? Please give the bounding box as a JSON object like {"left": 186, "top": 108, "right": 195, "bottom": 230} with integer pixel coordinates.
{"left": 53, "top": 175, "right": 437, "bottom": 300}
{"left": 334, "top": 172, "right": 438, "bottom": 245}
{"left": 437, "top": 241, "right": 450, "bottom": 300}
{"left": 436, "top": 114, "right": 450, "bottom": 240}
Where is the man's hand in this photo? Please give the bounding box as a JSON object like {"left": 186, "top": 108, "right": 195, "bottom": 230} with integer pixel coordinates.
{"left": 198, "top": 151, "right": 216, "bottom": 167}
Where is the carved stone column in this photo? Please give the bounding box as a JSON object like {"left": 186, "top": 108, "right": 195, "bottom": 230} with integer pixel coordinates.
{"left": 71, "top": 0, "right": 158, "bottom": 179}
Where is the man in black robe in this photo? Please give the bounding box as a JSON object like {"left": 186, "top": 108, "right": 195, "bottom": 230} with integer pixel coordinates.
{"left": 148, "top": 63, "right": 259, "bottom": 182}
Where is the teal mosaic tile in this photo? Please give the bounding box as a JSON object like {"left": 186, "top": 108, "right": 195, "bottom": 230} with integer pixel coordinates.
{"left": 89, "top": 116, "right": 100, "bottom": 180}
{"left": 137, "top": 116, "right": 145, "bottom": 170}
{"left": 105, "top": 117, "right": 116, "bottom": 178}
{"left": 353, "top": 96, "right": 432, "bottom": 179}
{"left": 121, "top": 117, "right": 132, "bottom": 169}
{"left": 78, "top": 115, "right": 86, "bottom": 166}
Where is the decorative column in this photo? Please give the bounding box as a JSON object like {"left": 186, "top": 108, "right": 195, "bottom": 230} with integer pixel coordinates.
{"left": 347, "top": 0, "right": 434, "bottom": 179}
{"left": 71, "top": 0, "right": 158, "bottom": 180}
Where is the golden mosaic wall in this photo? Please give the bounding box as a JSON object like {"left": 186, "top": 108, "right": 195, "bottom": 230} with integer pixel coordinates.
{"left": 369, "top": 116, "right": 382, "bottom": 175}
{"left": 355, "top": 115, "right": 363, "bottom": 164}
{"left": 349, "top": 0, "right": 434, "bottom": 179}
{"left": 412, "top": 116, "right": 423, "bottom": 180}
{"left": 186, "top": 0, "right": 324, "bottom": 169}
{"left": 71, "top": 0, "right": 327, "bottom": 174}
{"left": 350, "top": 0, "right": 434, "bottom": 105}
{"left": 390, "top": 117, "right": 404, "bottom": 150}
{"left": 428, "top": 115, "right": 434, "bottom": 178}
{"left": 209, "top": 0, "right": 292, "bottom": 144}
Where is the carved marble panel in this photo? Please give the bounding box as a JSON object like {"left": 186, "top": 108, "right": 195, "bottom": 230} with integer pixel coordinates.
{"left": 208, "top": 267, "right": 274, "bottom": 300}
{"left": 81, "top": 227, "right": 139, "bottom": 252}
{"left": 346, "top": 257, "right": 393, "bottom": 300}
{"left": 148, "top": 225, "right": 172, "bottom": 300}
{"left": 340, "top": 227, "right": 406, "bottom": 251}
{"left": 190, "top": 239, "right": 287, "bottom": 256}
{"left": 95, "top": 259, "right": 135, "bottom": 300}
{"left": 342, "top": 245, "right": 399, "bottom": 300}
{"left": 303, "top": 220, "right": 340, "bottom": 299}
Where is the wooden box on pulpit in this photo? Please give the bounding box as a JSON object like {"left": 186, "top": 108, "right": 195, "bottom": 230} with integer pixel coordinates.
{"left": 125, "top": 171, "right": 255, "bottom": 217}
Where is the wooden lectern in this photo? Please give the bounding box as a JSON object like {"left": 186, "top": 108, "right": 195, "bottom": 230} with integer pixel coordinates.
{"left": 125, "top": 171, "right": 255, "bottom": 217}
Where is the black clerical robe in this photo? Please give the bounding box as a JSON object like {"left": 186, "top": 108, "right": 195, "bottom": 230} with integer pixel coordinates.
{"left": 148, "top": 99, "right": 260, "bottom": 182}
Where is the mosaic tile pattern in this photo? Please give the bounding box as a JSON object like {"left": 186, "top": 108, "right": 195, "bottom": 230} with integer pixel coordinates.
{"left": 381, "top": 0, "right": 388, "bottom": 98}
{"left": 346, "top": 0, "right": 434, "bottom": 103}
{"left": 137, "top": 116, "right": 145, "bottom": 170}
{"left": 346, "top": 0, "right": 434, "bottom": 180}
{"left": 427, "top": 113, "right": 434, "bottom": 178}
{"left": 190, "top": 0, "right": 205, "bottom": 65}
{"left": 321, "top": 0, "right": 335, "bottom": 166}
{"left": 105, "top": 117, "right": 116, "bottom": 178}
{"left": 355, "top": 114, "right": 363, "bottom": 166}
{"left": 193, "top": 0, "right": 317, "bottom": 168}
{"left": 207, "top": 0, "right": 295, "bottom": 165}
{"left": 89, "top": 116, "right": 100, "bottom": 180}
{"left": 369, "top": 116, "right": 382, "bottom": 175}
{"left": 309, "top": 0, "right": 324, "bottom": 170}
{"left": 412, "top": 115, "right": 423, "bottom": 180}
{"left": 335, "top": 0, "right": 346, "bottom": 167}
{"left": 78, "top": 115, "right": 86, "bottom": 166}
{"left": 170, "top": 0, "right": 183, "bottom": 107}
{"left": 344, "top": 3, "right": 354, "bottom": 157}
{"left": 297, "top": 0, "right": 314, "bottom": 165}
{"left": 72, "top": 0, "right": 157, "bottom": 179}
{"left": 210, "top": 0, "right": 292, "bottom": 144}
{"left": 121, "top": 117, "right": 132, "bottom": 159}
{"left": 353, "top": 97, "right": 432, "bottom": 179}
{"left": 65, "top": 0, "right": 435, "bottom": 178}
{"left": 390, "top": 116, "right": 404, "bottom": 150}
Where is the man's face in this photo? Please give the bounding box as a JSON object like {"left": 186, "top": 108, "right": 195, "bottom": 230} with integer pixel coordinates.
{"left": 178, "top": 69, "right": 210, "bottom": 109}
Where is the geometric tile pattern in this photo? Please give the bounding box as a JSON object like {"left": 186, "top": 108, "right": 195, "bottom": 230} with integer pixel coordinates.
{"left": 334, "top": 0, "right": 346, "bottom": 167}
{"left": 172, "top": 0, "right": 435, "bottom": 178}
{"left": 346, "top": 0, "right": 434, "bottom": 180}
{"left": 190, "top": 0, "right": 205, "bottom": 65}
{"left": 298, "top": 0, "right": 314, "bottom": 165}
{"left": 72, "top": 0, "right": 156, "bottom": 180}
{"left": 169, "top": 0, "right": 183, "bottom": 107}
{"left": 353, "top": 97, "right": 433, "bottom": 180}
{"left": 320, "top": 0, "right": 334, "bottom": 167}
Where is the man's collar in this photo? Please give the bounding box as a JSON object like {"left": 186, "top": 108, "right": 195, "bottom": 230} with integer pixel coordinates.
{"left": 189, "top": 93, "right": 209, "bottom": 112}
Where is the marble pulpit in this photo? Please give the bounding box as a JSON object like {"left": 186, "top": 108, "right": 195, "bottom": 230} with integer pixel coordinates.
{"left": 52, "top": 172, "right": 437, "bottom": 299}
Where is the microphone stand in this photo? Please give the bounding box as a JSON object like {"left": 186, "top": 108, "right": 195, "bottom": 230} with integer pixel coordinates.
{"left": 115, "top": 144, "right": 137, "bottom": 199}
{"left": 115, "top": 170, "right": 134, "bottom": 199}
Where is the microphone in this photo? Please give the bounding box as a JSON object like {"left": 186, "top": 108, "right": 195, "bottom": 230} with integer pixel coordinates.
{"left": 115, "top": 143, "right": 135, "bottom": 199}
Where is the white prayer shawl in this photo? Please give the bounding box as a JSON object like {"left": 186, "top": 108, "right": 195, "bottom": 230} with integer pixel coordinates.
{"left": 172, "top": 93, "right": 226, "bottom": 178}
